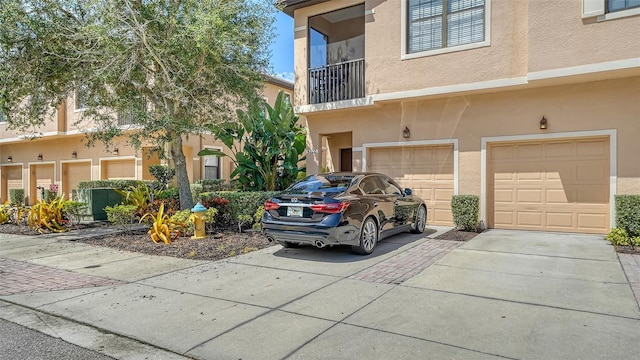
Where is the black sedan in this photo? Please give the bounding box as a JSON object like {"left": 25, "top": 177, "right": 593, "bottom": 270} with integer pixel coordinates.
{"left": 261, "top": 172, "right": 427, "bottom": 255}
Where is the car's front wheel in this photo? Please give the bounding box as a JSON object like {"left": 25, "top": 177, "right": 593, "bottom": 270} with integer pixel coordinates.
{"left": 352, "top": 217, "right": 378, "bottom": 255}
{"left": 411, "top": 205, "right": 427, "bottom": 234}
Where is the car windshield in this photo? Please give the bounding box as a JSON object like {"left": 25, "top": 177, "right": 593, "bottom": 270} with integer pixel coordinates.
{"left": 288, "top": 175, "right": 355, "bottom": 193}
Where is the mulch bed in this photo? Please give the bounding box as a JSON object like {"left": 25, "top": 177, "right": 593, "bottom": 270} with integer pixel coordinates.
{"left": 434, "top": 229, "right": 481, "bottom": 242}
{"left": 614, "top": 245, "right": 640, "bottom": 255}
{"left": 0, "top": 221, "right": 273, "bottom": 261}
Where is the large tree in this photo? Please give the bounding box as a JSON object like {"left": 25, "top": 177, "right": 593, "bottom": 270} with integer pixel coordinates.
{"left": 0, "top": 0, "right": 276, "bottom": 210}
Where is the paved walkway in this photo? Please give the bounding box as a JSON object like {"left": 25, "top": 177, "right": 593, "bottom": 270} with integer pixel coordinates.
{"left": 619, "top": 253, "right": 640, "bottom": 306}
{"left": 1, "top": 227, "right": 639, "bottom": 360}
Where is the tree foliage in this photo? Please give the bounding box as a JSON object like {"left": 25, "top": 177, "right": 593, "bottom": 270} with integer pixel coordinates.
{"left": 0, "top": 0, "right": 276, "bottom": 210}
{"left": 199, "top": 91, "right": 306, "bottom": 191}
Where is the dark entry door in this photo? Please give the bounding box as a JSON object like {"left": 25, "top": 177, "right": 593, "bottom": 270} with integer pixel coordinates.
{"left": 340, "top": 148, "right": 352, "bottom": 172}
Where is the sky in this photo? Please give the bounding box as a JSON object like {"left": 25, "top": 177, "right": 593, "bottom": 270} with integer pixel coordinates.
{"left": 268, "top": 11, "right": 295, "bottom": 82}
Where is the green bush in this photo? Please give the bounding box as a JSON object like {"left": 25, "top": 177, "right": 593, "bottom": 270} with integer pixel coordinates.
{"left": 148, "top": 165, "right": 176, "bottom": 190}
{"left": 156, "top": 187, "right": 179, "bottom": 201}
{"left": 190, "top": 183, "right": 204, "bottom": 204}
{"left": 170, "top": 209, "right": 193, "bottom": 236}
{"left": 201, "top": 191, "right": 277, "bottom": 230}
{"left": 62, "top": 201, "right": 87, "bottom": 226}
{"left": 606, "top": 228, "right": 629, "bottom": 246}
{"left": 615, "top": 195, "right": 640, "bottom": 237}
{"left": 9, "top": 189, "right": 25, "bottom": 205}
{"left": 451, "top": 195, "right": 479, "bottom": 232}
{"left": 77, "top": 180, "right": 146, "bottom": 190}
{"left": 105, "top": 204, "right": 137, "bottom": 233}
{"left": 197, "top": 179, "right": 236, "bottom": 192}
{"left": 253, "top": 205, "right": 264, "bottom": 230}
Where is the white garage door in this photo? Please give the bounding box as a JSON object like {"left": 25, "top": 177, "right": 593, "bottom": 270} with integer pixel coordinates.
{"left": 369, "top": 145, "right": 454, "bottom": 226}
{"left": 488, "top": 137, "right": 610, "bottom": 234}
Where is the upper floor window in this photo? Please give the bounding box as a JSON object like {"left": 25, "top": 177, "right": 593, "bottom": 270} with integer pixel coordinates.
{"left": 74, "top": 84, "right": 90, "bottom": 111}
{"left": 607, "top": 0, "right": 640, "bottom": 12}
{"left": 0, "top": 110, "right": 6, "bottom": 123}
{"left": 407, "top": 0, "right": 485, "bottom": 54}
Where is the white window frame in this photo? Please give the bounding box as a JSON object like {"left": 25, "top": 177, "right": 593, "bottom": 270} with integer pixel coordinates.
{"left": 582, "top": 0, "right": 640, "bottom": 20}
{"left": 401, "top": 0, "right": 492, "bottom": 60}
{"left": 202, "top": 145, "right": 223, "bottom": 181}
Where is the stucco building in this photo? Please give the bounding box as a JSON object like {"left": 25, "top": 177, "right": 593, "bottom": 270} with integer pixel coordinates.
{"left": 282, "top": 0, "right": 640, "bottom": 234}
{"left": 0, "top": 76, "right": 293, "bottom": 204}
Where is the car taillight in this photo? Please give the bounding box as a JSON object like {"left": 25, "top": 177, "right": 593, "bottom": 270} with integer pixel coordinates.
{"left": 264, "top": 200, "right": 280, "bottom": 210}
{"left": 310, "top": 202, "right": 350, "bottom": 214}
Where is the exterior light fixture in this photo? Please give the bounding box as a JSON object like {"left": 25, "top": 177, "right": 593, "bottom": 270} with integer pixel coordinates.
{"left": 71, "top": 151, "right": 77, "bottom": 159}
{"left": 402, "top": 126, "right": 411, "bottom": 139}
{"left": 7, "top": 156, "right": 12, "bottom": 162}
{"left": 539, "top": 116, "right": 548, "bottom": 130}
{"left": 113, "top": 148, "right": 119, "bottom": 156}
{"left": 37, "top": 154, "right": 43, "bottom": 161}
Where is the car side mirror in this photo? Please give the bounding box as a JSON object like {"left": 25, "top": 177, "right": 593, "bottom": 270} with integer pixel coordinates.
{"left": 404, "top": 188, "right": 412, "bottom": 196}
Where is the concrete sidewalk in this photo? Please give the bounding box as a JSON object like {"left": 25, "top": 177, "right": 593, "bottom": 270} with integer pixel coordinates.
{"left": 1, "top": 228, "right": 639, "bottom": 359}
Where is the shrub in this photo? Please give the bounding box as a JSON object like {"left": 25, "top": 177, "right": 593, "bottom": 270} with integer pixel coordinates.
{"left": 63, "top": 201, "right": 87, "bottom": 226}
{"left": 201, "top": 191, "right": 277, "bottom": 230}
{"left": 28, "top": 197, "right": 67, "bottom": 233}
{"left": 252, "top": 205, "right": 264, "bottom": 230}
{"left": 0, "top": 202, "right": 9, "bottom": 224}
{"left": 606, "top": 228, "right": 629, "bottom": 246}
{"left": 155, "top": 187, "right": 179, "bottom": 201}
{"left": 140, "top": 203, "right": 180, "bottom": 244}
{"left": 77, "top": 180, "right": 146, "bottom": 190}
{"left": 116, "top": 185, "right": 151, "bottom": 212}
{"left": 451, "top": 195, "right": 479, "bottom": 232}
{"left": 237, "top": 214, "right": 253, "bottom": 233}
{"left": 148, "top": 165, "right": 176, "bottom": 190}
{"left": 190, "top": 183, "right": 204, "bottom": 204}
{"left": 170, "top": 209, "right": 193, "bottom": 237}
{"left": 9, "top": 189, "right": 25, "bottom": 205}
{"left": 105, "top": 204, "right": 137, "bottom": 233}
{"left": 203, "top": 207, "right": 218, "bottom": 234}
{"left": 615, "top": 195, "right": 640, "bottom": 237}
{"left": 197, "top": 179, "right": 236, "bottom": 192}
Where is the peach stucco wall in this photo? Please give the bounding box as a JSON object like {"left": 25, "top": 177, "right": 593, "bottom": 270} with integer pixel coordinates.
{"left": 292, "top": 0, "right": 640, "bottom": 106}
{"left": 304, "top": 77, "right": 640, "bottom": 196}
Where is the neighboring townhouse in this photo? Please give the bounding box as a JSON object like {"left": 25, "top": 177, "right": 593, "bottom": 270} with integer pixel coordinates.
{"left": 0, "top": 75, "right": 293, "bottom": 204}
{"left": 281, "top": 0, "right": 640, "bottom": 234}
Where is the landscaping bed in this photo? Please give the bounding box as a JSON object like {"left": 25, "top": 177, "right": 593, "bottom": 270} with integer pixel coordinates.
{"left": 435, "top": 229, "right": 481, "bottom": 242}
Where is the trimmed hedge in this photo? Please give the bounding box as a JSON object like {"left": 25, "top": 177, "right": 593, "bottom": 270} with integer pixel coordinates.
{"left": 77, "top": 180, "right": 147, "bottom": 190}
{"left": 201, "top": 191, "right": 278, "bottom": 229}
{"left": 615, "top": 195, "right": 640, "bottom": 237}
{"left": 9, "top": 189, "right": 25, "bottom": 205}
{"left": 197, "top": 179, "right": 237, "bottom": 192}
{"left": 451, "top": 195, "right": 479, "bottom": 232}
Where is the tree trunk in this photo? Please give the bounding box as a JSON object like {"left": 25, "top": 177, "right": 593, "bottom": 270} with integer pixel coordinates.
{"left": 170, "top": 136, "right": 194, "bottom": 211}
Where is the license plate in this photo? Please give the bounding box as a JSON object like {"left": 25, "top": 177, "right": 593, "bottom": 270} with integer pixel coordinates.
{"left": 287, "top": 206, "right": 303, "bottom": 217}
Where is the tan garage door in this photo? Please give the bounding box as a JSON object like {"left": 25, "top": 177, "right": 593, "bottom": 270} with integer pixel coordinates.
{"left": 369, "top": 145, "right": 454, "bottom": 225}
{"left": 30, "top": 164, "right": 55, "bottom": 204}
{"left": 1, "top": 165, "right": 23, "bottom": 203}
{"left": 488, "top": 137, "right": 609, "bottom": 234}
{"left": 102, "top": 159, "right": 135, "bottom": 180}
{"left": 62, "top": 161, "right": 91, "bottom": 199}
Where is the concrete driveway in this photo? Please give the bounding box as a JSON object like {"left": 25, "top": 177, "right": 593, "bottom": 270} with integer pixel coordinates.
{"left": 1, "top": 228, "right": 639, "bottom": 359}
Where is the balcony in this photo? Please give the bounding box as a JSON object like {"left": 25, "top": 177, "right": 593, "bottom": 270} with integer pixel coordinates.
{"left": 308, "top": 58, "right": 364, "bottom": 104}
{"left": 308, "top": 4, "right": 364, "bottom": 105}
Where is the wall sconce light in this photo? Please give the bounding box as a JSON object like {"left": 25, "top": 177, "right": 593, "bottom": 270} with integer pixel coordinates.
{"left": 37, "top": 154, "right": 43, "bottom": 161}
{"left": 539, "top": 116, "right": 548, "bottom": 130}
{"left": 402, "top": 126, "right": 411, "bottom": 139}
{"left": 71, "top": 151, "right": 77, "bottom": 159}
{"left": 7, "top": 156, "right": 12, "bottom": 163}
{"left": 112, "top": 148, "right": 119, "bottom": 156}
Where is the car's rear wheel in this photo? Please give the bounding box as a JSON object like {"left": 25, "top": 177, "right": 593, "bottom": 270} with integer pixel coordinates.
{"left": 411, "top": 205, "right": 427, "bottom": 234}
{"left": 352, "top": 217, "right": 378, "bottom": 255}
{"left": 279, "top": 241, "right": 299, "bottom": 248}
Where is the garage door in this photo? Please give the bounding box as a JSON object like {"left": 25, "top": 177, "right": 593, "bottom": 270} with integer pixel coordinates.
{"left": 62, "top": 161, "right": 91, "bottom": 199}
{"left": 102, "top": 159, "right": 135, "bottom": 180}
{"left": 488, "top": 137, "right": 609, "bottom": 234}
{"left": 1, "top": 165, "right": 23, "bottom": 203}
{"left": 369, "top": 145, "right": 454, "bottom": 225}
{"left": 30, "top": 164, "right": 55, "bottom": 204}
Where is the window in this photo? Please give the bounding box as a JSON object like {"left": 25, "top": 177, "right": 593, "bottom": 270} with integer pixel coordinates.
{"left": 607, "top": 0, "right": 640, "bottom": 12}
{"left": 407, "top": 0, "right": 485, "bottom": 54}
{"left": 203, "top": 154, "right": 220, "bottom": 180}
{"left": 74, "top": 84, "right": 90, "bottom": 111}
{"left": 0, "top": 110, "right": 6, "bottom": 123}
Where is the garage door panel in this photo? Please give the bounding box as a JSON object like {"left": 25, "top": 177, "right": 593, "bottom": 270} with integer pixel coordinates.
{"left": 517, "top": 212, "right": 544, "bottom": 227}
{"left": 489, "top": 137, "right": 609, "bottom": 234}
{"left": 103, "top": 159, "right": 135, "bottom": 180}
{"left": 370, "top": 145, "right": 454, "bottom": 226}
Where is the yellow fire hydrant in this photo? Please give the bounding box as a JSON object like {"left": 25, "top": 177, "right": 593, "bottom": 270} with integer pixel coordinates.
{"left": 189, "top": 202, "right": 207, "bottom": 239}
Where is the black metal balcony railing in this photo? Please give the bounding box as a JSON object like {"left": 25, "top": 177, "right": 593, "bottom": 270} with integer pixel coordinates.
{"left": 308, "top": 58, "right": 364, "bottom": 104}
